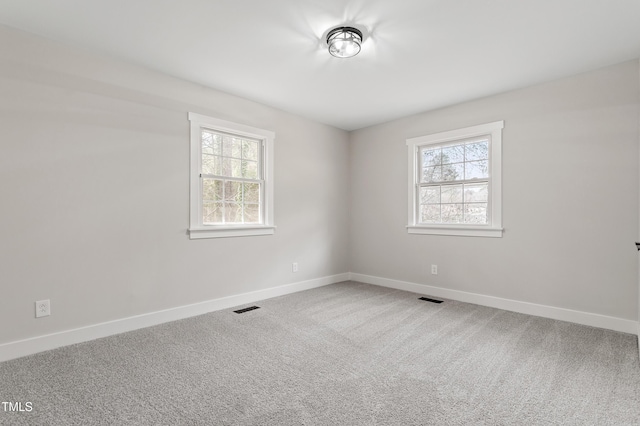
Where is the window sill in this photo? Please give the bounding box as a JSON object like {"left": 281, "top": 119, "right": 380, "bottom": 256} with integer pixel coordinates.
{"left": 407, "top": 225, "right": 503, "bottom": 238}
{"left": 189, "top": 225, "right": 276, "bottom": 239}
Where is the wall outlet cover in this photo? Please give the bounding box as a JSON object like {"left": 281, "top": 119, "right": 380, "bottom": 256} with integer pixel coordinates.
{"left": 35, "top": 300, "right": 51, "bottom": 318}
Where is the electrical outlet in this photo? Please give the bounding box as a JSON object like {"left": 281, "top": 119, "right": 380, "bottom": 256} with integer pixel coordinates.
{"left": 35, "top": 299, "right": 50, "bottom": 318}
{"left": 292, "top": 262, "right": 299, "bottom": 273}
{"left": 431, "top": 265, "right": 438, "bottom": 275}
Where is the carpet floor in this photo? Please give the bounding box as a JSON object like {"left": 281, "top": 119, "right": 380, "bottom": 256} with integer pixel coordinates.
{"left": 1, "top": 281, "right": 639, "bottom": 425}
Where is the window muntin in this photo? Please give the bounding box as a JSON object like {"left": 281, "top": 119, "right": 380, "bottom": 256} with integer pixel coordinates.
{"left": 406, "top": 121, "right": 503, "bottom": 238}
{"left": 188, "top": 113, "right": 275, "bottom": 239}
{"left": 418, "top": 137, "right": 490, "bottom": 225}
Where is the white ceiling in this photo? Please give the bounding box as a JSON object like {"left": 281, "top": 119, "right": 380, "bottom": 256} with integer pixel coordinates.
{"left": 0, "top": 0, "right": 639, "bottom": 130}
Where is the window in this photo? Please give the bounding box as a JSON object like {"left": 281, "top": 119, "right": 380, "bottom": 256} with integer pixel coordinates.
{"left": 406, "top": 121, "right": 503, "bottom": 237}
{"left": 188, "top": 113, "right": 275, "bottom": 239}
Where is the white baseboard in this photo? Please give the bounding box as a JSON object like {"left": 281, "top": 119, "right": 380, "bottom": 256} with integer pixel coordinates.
{"left": 349, "top": 273, "right": 638, "bottom": 335}
{"left": 1, "top": 272, "right": 636, "bottom": 363}
{"left": 0, "top": 273, "right": 349, "bottom": 363}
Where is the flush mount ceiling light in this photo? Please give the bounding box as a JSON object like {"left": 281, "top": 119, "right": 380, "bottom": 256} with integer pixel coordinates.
{"left": 326, "top": 26, "right": 363, "bottom": 58}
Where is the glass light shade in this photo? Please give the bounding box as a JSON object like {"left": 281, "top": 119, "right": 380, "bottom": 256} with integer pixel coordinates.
{"left": 327, "top": 27, "right": 363, "bottom": 58}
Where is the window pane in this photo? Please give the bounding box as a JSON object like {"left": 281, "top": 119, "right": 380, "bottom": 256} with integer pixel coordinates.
{"left": 222, "top": 136, "right": 232, "bottom": 157}
{"left": 442, "top": 144, "right": 464, "bottom": 164}
{"left": 202, "top": 132, "right": 222, "bottom": 156}
{"left": 202, "top": 178, "right": 223, "bottom": 202}
{"left": 244, "top": 182, "right": 260, "bottom": 204}
{"left": 203, "top": 202, "right": 223, "bottom": 224}
{"left": 231, "top": 138, "right": 243, "bottom": 158}
{"left": 441, "top": 204, "right": 463, "bottom": 223}
{"left": 420, "top": 186, "right": 440, "bottom": 204}
{"left": 441, "top": 185, "right": 463, "bottom": 203}
{"left": 242, "top": 160, "right": 258, "bottom": 179}
{"left": 244, "top": 203, "right": 260, "bottom": 223}
{"left": 224, "top": 202, "right": 242, "bottom": 223}
{"left": 441, "top": 162, "right": 464, "bottom": 181}
{"left": 465, "top": 160, "right": 489, "bottom": 179}
{"left": 466, "top": 141, "right": 488, "bottom": 161}
{"left": 464, "top": 203, "right": 488, "bottom": 224}
{"left": 420, "top": 204, "right": 440, "bottom": 223}
{"left": 422, "top": 166, "right": 442, "bottom": 183}
{"left": 213, "top": 134, "right": 222, "bottom": 155}
{"left": 421, "top": 148, "right": 441, "bottom": 168}
{"left": 464, "top": 183, "right": 488, "bottom": 202}
{"left": 222, "top": 158, "right": 243, "bottom": 178}
{"left": 202, "top": 132, "right": 214, "bottom": 154}
{"left": 202, "top": 154, "right": 221, "bottom": 175}
{"left": 219, "top": 137, "right": 240, "bottom": 158}
{"left": 224, "top": 181, "right": 242, "bottom": 202}
{"left": 242, "top": 140, "right": 258, "bottom": 161}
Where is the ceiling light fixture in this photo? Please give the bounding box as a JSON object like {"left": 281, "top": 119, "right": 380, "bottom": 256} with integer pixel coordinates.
{"left": 326, "top": 26, "right": 363, "bottom": 58}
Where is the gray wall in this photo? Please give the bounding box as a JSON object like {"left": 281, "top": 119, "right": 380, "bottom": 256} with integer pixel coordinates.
{"left": 349, "top": 60, "right": 639, "bottom": 321}
{"left": 0, "top": 26, "right": 350, "bottom": 344}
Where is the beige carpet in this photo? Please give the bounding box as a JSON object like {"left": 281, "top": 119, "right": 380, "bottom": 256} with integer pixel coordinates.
{"left": 1, "top": 281, "right": 639, "bottom": 425}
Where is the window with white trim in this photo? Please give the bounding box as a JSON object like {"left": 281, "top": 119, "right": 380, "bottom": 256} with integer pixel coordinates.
{"left": 188, "top": 113, "right": 275, "bottom": 239}
{"left": 407, "top": 121, "right": 503, "bottom": 237}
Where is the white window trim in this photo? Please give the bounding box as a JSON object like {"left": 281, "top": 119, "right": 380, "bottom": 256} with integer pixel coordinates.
{"left": 406, "top": 121, "right": 504, "bottom": 238}
{"left": 188, "top": 112, "right": 275, "bottom": 239}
